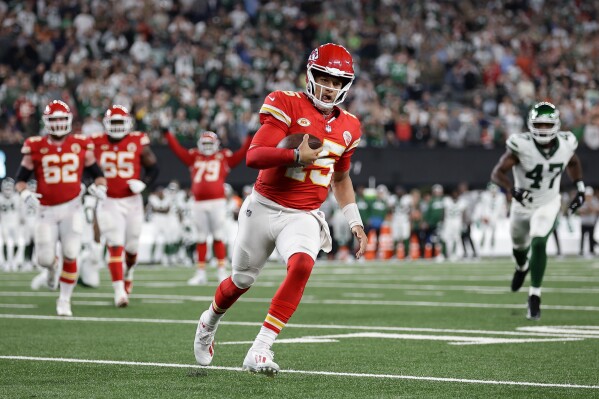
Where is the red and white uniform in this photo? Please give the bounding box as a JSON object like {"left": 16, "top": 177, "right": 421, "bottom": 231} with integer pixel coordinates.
{"left": 255, "top": 91, "right": 361, "bottom": 210}
{"left": 21, "top": 134, "right": 91, "bottom": 266}
{"left": 22, "top": 135, "right": 91, "bottom": 206}
{"left": 92, "top": 131, "right": 150, "bottom": 253}
{"left": 166, "top": 134, "right": 250, "bottom": 242}
{"left": 234, "top": 91, "right": 361, "bottom": 268}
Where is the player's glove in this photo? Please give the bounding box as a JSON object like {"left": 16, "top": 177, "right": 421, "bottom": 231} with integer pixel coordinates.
{"left": 511, "top": 187, "right": 532, "bottom": 206}
{"left": 20, "top": 189, "right": 41, "bottom": 207}
{"left": 127, "top": 179, "right": 146, "bottom": 194}
{"left": 88, "top": 183, "right": 107, "bottom": 200}
{"left": 568, "top": 180, "right": 586, "bottom": 214}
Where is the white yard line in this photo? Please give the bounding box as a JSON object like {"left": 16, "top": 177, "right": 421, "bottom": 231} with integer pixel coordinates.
{"left": 0, "top": 291, "right": 597, "bottom": 311}
{"left": 1, "top": 313, "right": 598, "bottom": 339}
{"left": 0, "top": 304, "right": 37, "bottom": 308}
{"left": 0, "top": 355, "right": 597, "bottom": 389}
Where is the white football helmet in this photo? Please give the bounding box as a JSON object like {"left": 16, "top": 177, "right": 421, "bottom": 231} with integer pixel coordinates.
{"left": 1, "top": 177, "right": 15, "bottom": 197}
{"left": 527, "top": 102, "right": 560, "bottom": 144}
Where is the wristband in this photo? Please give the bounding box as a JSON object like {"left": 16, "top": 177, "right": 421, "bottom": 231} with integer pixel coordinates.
{"left": 575, "top": 180, "right": 585, "bottom": 193}
{"left": 342, "top": 203, "right": 363, "bottom": 229}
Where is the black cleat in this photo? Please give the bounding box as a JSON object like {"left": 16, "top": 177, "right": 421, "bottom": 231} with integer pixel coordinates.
{"left": 511, "top": 266, "right": 529, "bottom": 292}
{"left": 526, "top": 295, "right": 541, "bottom": 321}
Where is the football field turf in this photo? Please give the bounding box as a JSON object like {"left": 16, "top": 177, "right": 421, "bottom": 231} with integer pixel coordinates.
{"left": 1, "top": 258, "right": 598, "bottom": 398}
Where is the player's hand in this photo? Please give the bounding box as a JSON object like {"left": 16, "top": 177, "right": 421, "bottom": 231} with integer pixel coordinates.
{"left": 20, "top": 189, "right": 41, "bottom": 207}
{"left": 88, "top": 183, "right": 107, "bottom": 200}
{"left": 352, "top": 225, "right": 367, "bottom": 259}
{"left": 127, "top": 179, "right": 147, "bottom": 194}
{"left": 511, "top": 187, "right": 532, "bottom": 207}
{"left": 298, "top": 134, "right": 323, "bottom": 165}
{"left": 568, "top": 191, "right": 585, "bottom": 214}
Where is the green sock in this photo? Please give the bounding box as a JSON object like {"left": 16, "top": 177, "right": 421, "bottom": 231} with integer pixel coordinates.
{"left": 529, "top": 236, "right": 548, "bottom": 288}
{"left": 512, "top": 247, "right": 529, "bottom": 267}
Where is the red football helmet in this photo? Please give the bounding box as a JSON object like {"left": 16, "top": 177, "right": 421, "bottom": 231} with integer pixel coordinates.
{"left": 197, "top": 131, "right": 220, "bottom": 155}
{"left": 42, "top": 100, "right": 72, "bottom": 137}
{"left": 103, "top": 105, "right": 133, "bottom": 139}
{"left": 306, "top": 43, "right": 355, "bottom": 110}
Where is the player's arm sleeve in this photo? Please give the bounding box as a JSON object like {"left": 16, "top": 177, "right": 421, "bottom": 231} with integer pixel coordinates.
{"left": 246, "top": 120, "right": 295, "bottom": 169}
{"left": 15, "top": 164, "right": 33, "bottom": 183}
{"left": 165, "top": 132, "right": 194, "bottom": 166}
{"left": 226, "top": 135, "right": 253, "bottom": 168}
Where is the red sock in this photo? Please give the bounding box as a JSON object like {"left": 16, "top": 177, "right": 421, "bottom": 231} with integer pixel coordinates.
{"left": 125, "top": 251, "right": 137, "bottom": 269}
{"left": 60, "top": 258, "right": 78, "bottom": 284}
{"left": 108, "top": 246, "right": 124, "bottom": 282}
{"left": 212, "top": 276, "right": 249, "bottom": 313}
{"left": 264, "top": 252, "right": 314, "bottom": 332}
{"left": 196, "top": 243, "right": 207, "bottom": 263}
{"left": 213, "top": 240, "right": 226, "bottom": 263}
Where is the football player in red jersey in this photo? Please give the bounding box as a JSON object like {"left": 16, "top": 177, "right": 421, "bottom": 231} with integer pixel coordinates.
{"left": 193, "top": 43, "right": 368, "bottom": 375}
{"left": 14, "top": 100, "right": 107, "bottom": 317}
{"left": 91, "top": 105, "right": 159, "bottom": 307}
{"left": 163, "top": 129, "right": 251, "bottom": 285}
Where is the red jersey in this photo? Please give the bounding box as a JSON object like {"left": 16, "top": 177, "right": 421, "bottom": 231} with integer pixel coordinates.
{"left": 166, "top": 134, "right": 251, "bottom": 201}
{"left": 91, "top": 131, "right": 150, "bottom": 198}
{"left": 255, "top": 91, "right": 361, "bottom": 210}
{"left": 22, "top": 134, "right": 92, "bottom": 206}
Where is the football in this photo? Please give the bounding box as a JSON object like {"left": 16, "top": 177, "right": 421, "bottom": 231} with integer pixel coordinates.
{"left": 276, "top": 133, "right": 322, "bottom": 150}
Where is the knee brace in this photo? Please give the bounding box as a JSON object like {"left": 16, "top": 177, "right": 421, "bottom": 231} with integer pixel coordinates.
{"left": 232, "top": 272, "right": 255, "bottom": 289}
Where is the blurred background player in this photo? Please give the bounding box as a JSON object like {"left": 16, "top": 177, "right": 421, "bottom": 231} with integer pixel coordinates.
{"left": 20, "top": 179, "right": 39, "bottom": 271}
{"left": 192, "top": 43, "right": 367, "bottom": 375}
{"left": 78, "top": 189, "right": 104, "bottom": 288}
{"left": 442, "top": 188, "right": 467, "bottom": 261}
{"left": 15, "top": 100, "right": 107, "bottom": 317}
{"left": 491, "top": 101, "right": 585, "bottom": 320}
{"left": 474, "top": 182, "right": 508, "bottom": 257}
{"left": 457, "top": 182, "right": 479, "bottom": 260}
{"left": 163, "top": 129, "right": 251, "bottom": 285}
{"left": 92, "top": 105, "right": 159, "bottom": 307}
{"left": 0, "top": 178, "right": 24, "bottom": 271}
{"left": 577, "top": 187, "right": 599, "bottom": 258}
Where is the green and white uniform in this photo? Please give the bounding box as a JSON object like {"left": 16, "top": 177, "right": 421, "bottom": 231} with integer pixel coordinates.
{"left": 506, "top": 131, "right": 578, "bottom": 248}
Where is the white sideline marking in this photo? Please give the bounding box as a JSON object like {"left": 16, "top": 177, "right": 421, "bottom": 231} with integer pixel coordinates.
{"left": 0, "top": 304, "right": 37, "bottom": 308}
{"left": 1, "top": 313, "right": 598, "bottom": 339}
{"left": 0, "top": 355, "right": 597, "bottom": 389}
{"left": 1, "top": 291, "right": 598, "bottom": 311}
{"left": 72, "top": 301, "right": 113, "bottom": 306}
{"left": 218, "top": 332, "right": 582, "bottom": 346}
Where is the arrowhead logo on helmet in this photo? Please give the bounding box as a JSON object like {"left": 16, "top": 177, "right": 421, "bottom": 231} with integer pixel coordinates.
{"left": 305, "top": 43, "right": 355, "bottom": 111}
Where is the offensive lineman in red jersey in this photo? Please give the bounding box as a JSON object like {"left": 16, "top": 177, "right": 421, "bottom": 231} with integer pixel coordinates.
{"left": 164, "top": 129, "right": 251, "bottom": 285}
{"left": 92, "top": 105, "right": 159, "bottom": 307}
{"left": 15, "top": 100, "right": 107, "bottom": 317}
{"left": 193, "top": 43, "right": 368, "bottom": 375}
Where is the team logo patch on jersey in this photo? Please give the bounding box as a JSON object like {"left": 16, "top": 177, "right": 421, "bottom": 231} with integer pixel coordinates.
{"left": 127, "top": 143, "right": 137, "bottom": 153}
{"left": 40, "top": 147, "right": 48, "bottom": 154}
{"left": 343, "top": 131, "right": 352, "bottom": 146}
{"left": 71, "top": 143, "right": 81, "bottom": 154}
{"left": 297, "top": 118, "right": 311, "bottom": 127}
{"left": 101, "top": 144, "right": 109, "bottom": 150}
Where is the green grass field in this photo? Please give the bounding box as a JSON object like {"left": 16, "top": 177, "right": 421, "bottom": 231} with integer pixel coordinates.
{"left": 1, "top": 258, "right": 598, "bottom": 398}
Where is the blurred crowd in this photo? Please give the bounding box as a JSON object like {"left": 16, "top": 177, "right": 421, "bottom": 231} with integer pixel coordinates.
{"left": 1, "top": 0, "right": 599, "bottom": 149}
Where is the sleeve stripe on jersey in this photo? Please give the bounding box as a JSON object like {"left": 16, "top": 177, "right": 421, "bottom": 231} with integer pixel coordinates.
{"left": 260, "top": 104, "right": 291, "bottom": 126}
{"left": 506, "top": 140, "right": 518, "bottom": 153}
{"left": 347, "top": 138, "right": 361, "bottom": 151}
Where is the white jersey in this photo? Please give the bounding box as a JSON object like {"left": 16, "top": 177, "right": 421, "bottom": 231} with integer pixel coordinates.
{"left": 443, "top": 196, "right": 466, "bottom": 225}
{"left": 476, "top": 191, "right": 507, "bottom": 224}
{"left": 0, "top": 193, "right": 21, "bottom": 227}
{"left": 506, "top": 131, "right": 578, "bottom": 207}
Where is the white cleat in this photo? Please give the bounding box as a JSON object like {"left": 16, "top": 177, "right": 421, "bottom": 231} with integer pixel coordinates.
{"left": 194, "top": 311, "right": 216, "bottom": 366}
{"left": 56, "top": 298, "right": 72, "bottom": 317}
{"left": 187, "top": 270, "right": 207, "bottom": 286}
{"left": 113, "top": 282, "right": 129, "bottom": 308}
{"left": 31, "top": 266, "right": 59, "bottom": 291}
{"left": 217, "top": 267, "right": 228, "bottom": 283}
{"left": 242, "top": 347, "right": 280, "bottom": 377}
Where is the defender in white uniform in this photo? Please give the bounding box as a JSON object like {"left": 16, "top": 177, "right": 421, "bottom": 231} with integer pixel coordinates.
{"left": 491, "top": 102, "right": 585, "bottom": 320}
